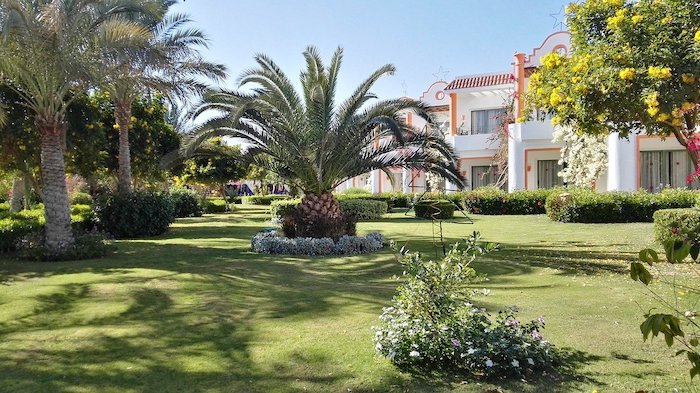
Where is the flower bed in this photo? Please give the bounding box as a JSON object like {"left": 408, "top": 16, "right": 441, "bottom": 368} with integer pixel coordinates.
{"left": 251, "top": 230, "right": 385, "bottom": 256}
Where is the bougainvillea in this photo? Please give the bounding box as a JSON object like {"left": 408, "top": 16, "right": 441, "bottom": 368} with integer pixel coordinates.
{"left": 552, "top": 126, "right": 608, "bottom": 187}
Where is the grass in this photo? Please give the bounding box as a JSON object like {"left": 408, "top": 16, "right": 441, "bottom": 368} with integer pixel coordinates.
{"left": 0, "top": 206, "right": 696, "bottom": 392}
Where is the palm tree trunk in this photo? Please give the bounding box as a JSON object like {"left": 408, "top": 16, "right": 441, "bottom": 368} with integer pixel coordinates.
{"left": 9, "top": 176, "right": 25, "bottom": 213}
{"left": 39, "top": 123, "right": 74, "bottom": 252}
{"left": 115, "top": 102, "right": 133, "bottom": 193}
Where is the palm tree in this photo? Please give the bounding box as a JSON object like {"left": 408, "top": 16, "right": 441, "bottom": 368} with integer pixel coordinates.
{"left": 183, "top": 46, "right": 464, "bottom": 237}
{"left": 0, "top": 0, "right": 159, "bottom": 253}
{"left": 103, "top": 10, "right": 226, "bottom": 193}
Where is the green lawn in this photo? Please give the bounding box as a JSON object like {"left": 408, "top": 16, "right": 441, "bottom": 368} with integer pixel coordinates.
{"left": 0, "top": 206, "right": 694, "bottom": 392}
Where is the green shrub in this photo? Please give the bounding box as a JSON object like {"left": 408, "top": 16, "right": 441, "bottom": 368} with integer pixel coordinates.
{"left": 653, "top": 208, "right": 700, "bottom": 262}
{"left": 95, "top": 191, "right": 175, "bottom": 239}
{"left": 0, "top": 212, "right": 44, "bottom": 253}
{"left": 270, "top": 199, "right": 301, "bottom": 220}
{"left": 337, "top": 192, "right": 412, "bottom": 210}
{"left": 342, "top": 187, "right": 371, "bottom": 195}
{"left": 461, "top": 187, "right": 551, "bottom": 215}
{"left": 414, "top": 200, "right": 456, "bottom": 219}
{"left": 204, "top": 198, "right": 233, "bottom": 213}
{"left": 242, "top": 195, "right": 290, "bottom": 205}
{"left": 0, "top": 202, "right": 9, "bottom": 218}
{"left": 70, "top": 191, "right": 93, "bottom": 205}
{"left": 169, "top": 188, "right": 204, "bottom": 218}
{"left": 0, "top": 206, "right": 96, "bottom": 253}
{"left": 546, "top": 188, "right": 699, "bottom": 223}
{"left": 17, "top": 230, "right": 114, "bottom": 261}
{"left": 339, "top": 199, "right": 388, "bottom": 220}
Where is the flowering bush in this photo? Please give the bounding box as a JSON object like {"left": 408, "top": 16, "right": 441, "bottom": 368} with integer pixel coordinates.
{"left": 251, "top": 230, "right": 384, "bottom": 256}
{"left": 552, "top": 126, "right": 608, "bottom": 187}
{"left": 373, "top": 236, "right": 560, "bottom": 379}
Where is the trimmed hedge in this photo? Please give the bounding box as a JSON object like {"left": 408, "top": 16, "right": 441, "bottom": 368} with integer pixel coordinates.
{"left": 337, "top": 192, "right": 413, "bottom": 209}
{"left": 204, "top": 198, "right": 233, "bottom": 214}
{"left": 455, "top": 187, "right": 551, "bottom": 215}
{"left": 270, "top": 199, "right": 301, "bottom": 220}
{"left": 270, "top": 198, "right": 387, "bottom": 221}
{"left": 654, "top": 208, "right": 700, "bottom": 262}
{"left": 95, "top": 191, "right": 175, "bottom": 238}
{"left": 340, "top": 199, "right": 388, "bottom": 220}
{"left": 414, "top": 200, "right": 456, "bottom": 219}
{"left": 546, "top": 188, "right": 699, "bottom": 223}
{"left": 0, "top": 210, "right": 44, "bottom": 253}
{"left": 242, "top": 195, "right": 291, "bottom": 205}
{"left": 0, "top": 207, "right": 93, "bottom": 253}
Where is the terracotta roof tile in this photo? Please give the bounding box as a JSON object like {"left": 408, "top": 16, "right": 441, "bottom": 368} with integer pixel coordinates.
{"left": 444, "top": 73, "right": 514, "bottom": 91}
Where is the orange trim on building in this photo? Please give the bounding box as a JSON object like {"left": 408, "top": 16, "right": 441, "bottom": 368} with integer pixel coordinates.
{"left": 449, "top": 93, "right": 457, "bottom": 135}
{"left": 523, "top": 148, "right": 560, "bottom": 190}
{"left": 457, "top": 156, "right": 498, "bottom": 189}
{"left": 514, "top": 53, "right": 526, "bottom": 121}
{"left": 406, "top": 112, "right": 413, "bottom": 127}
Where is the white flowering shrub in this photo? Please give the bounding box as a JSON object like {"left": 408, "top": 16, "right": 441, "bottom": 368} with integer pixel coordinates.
{"left": 373, "top": 235, "right": 560, "bottom": 379}
{"left": 552, "top": 125, "right": 608, "bottom": 187}
{"left": 251, "top": 231, "right": 384, "bottom": 256}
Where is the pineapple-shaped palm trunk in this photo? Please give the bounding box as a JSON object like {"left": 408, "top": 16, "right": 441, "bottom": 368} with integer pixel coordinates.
{"left": 298, "top": 192, "right": 343, "bottom": 223}
{"left": 295, "top": 192, "right": 347, "bottom": 240}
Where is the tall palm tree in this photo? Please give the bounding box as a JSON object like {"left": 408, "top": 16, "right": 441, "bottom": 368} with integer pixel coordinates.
{"left": 0, "top": 0, "right": 159, "bottom": 253}
{"left": 103, "top": 10, "right": 226, "bottom": 193}
{"left": 183, "top": 46, "right": 464, "bottom": 236}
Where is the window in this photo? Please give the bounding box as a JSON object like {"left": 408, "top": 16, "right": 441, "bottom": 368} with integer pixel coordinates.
{"left": 470, "top": 108, "right": 507, "bottom": 135}
{"left": 471, "top": 165, "right": 505, "bottom": 190}
{"left": 537, "top": 160, "right": 564, "bottom": 189}
{"left": 640, "top": 150, "right": 700, "bottom": 192}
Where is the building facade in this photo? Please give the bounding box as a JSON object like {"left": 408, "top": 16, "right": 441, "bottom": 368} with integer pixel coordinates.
{"left": 337, "top": 31, "right": 699, "bottom": 194}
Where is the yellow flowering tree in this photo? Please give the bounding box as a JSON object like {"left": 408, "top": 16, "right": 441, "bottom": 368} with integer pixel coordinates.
{"left": 525, "top": 0, "right": 700, "bottom": 182}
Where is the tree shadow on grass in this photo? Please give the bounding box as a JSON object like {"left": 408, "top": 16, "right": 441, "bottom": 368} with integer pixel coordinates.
{"left": 0, "top": 213, "right": 655, "bottom": 392}
{"left": 487, "top": 243, "right": 636, "bottom": 276}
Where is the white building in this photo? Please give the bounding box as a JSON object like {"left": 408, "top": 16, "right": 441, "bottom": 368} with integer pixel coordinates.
{"left": 339, "top": 32, "right": 699, "bottom": 194}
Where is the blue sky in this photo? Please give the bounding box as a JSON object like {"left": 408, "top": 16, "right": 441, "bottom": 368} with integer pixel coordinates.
{"left": 172, "top": 0, "right": 570, "bottom": 99}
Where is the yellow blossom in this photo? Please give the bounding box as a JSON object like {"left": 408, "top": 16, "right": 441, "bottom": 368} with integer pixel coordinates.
{"left": 672, "top": 118, "right": 683, "bottom": 127}
{"left": 681, "top": 102, "right": 696, "bottom": 111}
{"left": 619, "top": 68, "right": 636, "bottom": 80}
{"left": 130, "top": 116, "right": 137, "bottom": 122}
{"left": 113, "top": 123, "right": 120, "bottom": 129}
{"left": 647, "top": 106, "right": 660, "bottom": 116}
{"left": 682, "top": 74, "right": 696, "bottom": 84}
{"left": 631, "top": 15, "right": 643, "bottom": 24}
{"left": 644, "top": 91, "right": 659, "bottom": 108}
{"left": 596, "top": 114, "right": 608, "bottom": 123}
{"left": 648, "top": 66, "right": 672, "bottom": 79}
{"left": 661, "top": 16, "right": 672, "bottom": 24}
{"left": 607, "top": 9, "right": 626, "bottom": 29}
{"left": 542, "top": 53, "right": 562, "bottom": 69}
{"left": 551, "top": 116, "right": 561, "bottom": 126}
{"left": 571, "top": 76, "right": 582, "bottom": 83}
{"left": 605, "top": 0, "right": 624, "bottom": 6}
{"left": 549, "top": 88, "right": 564, "bottom": 106}
{"left": 657, "top": 113, "right": 671, "bottom": 122}
{"left": 696, "top": 30, "right": 700, "bottom": 42}
{"left": 672, "top": 108, "right": 683, "bottom": 118}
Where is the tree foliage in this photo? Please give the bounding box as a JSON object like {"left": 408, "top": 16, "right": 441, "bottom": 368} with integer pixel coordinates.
{"left": 171, "top": 138, "right": 246, "bottom": 188}
{"left": 525, "top": 0, "right": 700, "bottom": 181}
{"left": 181, "top": 46, "right": 465, "bottom": 195}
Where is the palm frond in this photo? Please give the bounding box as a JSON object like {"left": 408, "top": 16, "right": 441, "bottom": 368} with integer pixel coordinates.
{"left": 181, "top": 46, "right": 465, "bottom": 194}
